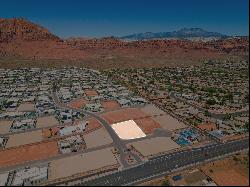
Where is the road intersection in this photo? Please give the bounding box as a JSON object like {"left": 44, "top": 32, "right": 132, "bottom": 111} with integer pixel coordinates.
{"left": 51, "top": 85, "right": 249, "bottom": 186}
{"left": 52, "top": 88, "right": 143, "bottom": 168}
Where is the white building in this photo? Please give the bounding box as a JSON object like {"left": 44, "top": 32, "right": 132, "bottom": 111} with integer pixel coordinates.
{"left": 59, "top": 121, "right": 87, "bottom": 136}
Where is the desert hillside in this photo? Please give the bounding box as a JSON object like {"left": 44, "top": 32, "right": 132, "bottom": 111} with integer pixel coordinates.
{"left": 0, "top": 18, "right": 60, "bottom": 42}
{"left": 0, "top": 18, "right": 248, "bottom": 69}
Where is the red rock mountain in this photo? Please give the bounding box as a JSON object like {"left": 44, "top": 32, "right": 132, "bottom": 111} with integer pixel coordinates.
{"left": 0, "top": 18, "right": 60, "bottom": 42}
{"left": 0, "top": 18, "right": 248, "bottom": 69}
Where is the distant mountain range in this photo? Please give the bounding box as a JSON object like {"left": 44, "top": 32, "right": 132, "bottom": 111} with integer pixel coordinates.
{"left": 120, "top": 28, "right": 229, "bottom": 41}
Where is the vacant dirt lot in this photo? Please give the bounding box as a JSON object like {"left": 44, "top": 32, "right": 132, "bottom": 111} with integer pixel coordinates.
{"left": 129, "top": 137, "right": 180, "bottom": 158}
{"left": 67, "top": 98, "right": 89, "bottom": 109}
{"left": 85, "top": 118, "right": 102, "bottom": 132}
{"left": 17, "top": 103, "right": 35, "bottom": 112}
{"left": 140, "top": 104, "right": 165, "bottom": 116}
{"left": 85, "top": 90, "right": 98, "bottom": 97}
{"left": 101, "top": 108, "right": 148, "bottom": 124}
{"left": 101, "top": 100, "right": 120, "bottom": 111}
{"left": 134, "top": 118, "right": 161, "bottom": 135}
{"left": 201, "top": 154, "right": 249, "bottom": 186}
{"left": 0, "top": 141, "right": 58, "bottom": 168}
{"left": 6, "top": 130, "right": 43, "bottom": 148}
{"left": 48, "top": 147, "right": 118, "bottom": 181}
{"left": 37, "top": 116, "right": 59, "bottom": 128}
{"left": 153, "top": 115, "right": 186, "bottom": 131}
{"left": 0, "top": 120, "right": 13, "bottom": 134}
{"left": 84, "top": 128, "right": 113, "bottom": 148}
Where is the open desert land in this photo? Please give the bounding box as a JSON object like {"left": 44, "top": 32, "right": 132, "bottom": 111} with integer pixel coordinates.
{"left": 36, "top": 116, "right": 60, "bottom": 129}
{"left": 128, "top": 137, "right": 180, "bottom": 158}
{"left": 168, "top": 169, "right": 216, "bottom": 186}
{"left": 5, "top": 130, "right": 43, "bottom": 148}
{"left": 0, "top": 37, "right": 248, "bottom": 70}
{"left": 48, "top": 147, "right": 118, "bottom": 182}
{"left": 138, "top": 168, "right": 215, "bottom": 186}
{"left": 200, "top": 153, "right": 249, "bottom": 186}
{"left": 0, "top": 120, "right": 13, "bottom": 134}
{"left": 0, "top": 141, "right": 58, "bottom": 168}
{"left": 84, "top": 128, "right": 113, "bottom": 148}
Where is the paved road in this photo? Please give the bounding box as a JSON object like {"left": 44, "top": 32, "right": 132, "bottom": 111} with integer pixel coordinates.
{"left": 170, "top": 92, "right": 249, "bottom": 120}
{"left": 50, "top": 85, "right": 249, "bottom": 186}
{"left": 52, "top": 89, "right": 143, "bottom": 168}
{"left": 67, "top": 138, "right": 248, "bottom": 186}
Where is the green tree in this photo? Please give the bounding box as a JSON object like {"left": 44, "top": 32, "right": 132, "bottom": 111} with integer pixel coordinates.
{"left": 223, "top": 113, "right": 232, "bottom": 120}
{"left": 168, "top": 85, "right": 173, "bottom": 92}
{"left": 206, "top": 99, "right": 216, "bottom": 105}
{"left": 162, "top": 179, "right": 170, "bottom": 186}
{"left": 204, "top": 110, "right": 211, "bottom": 117}
{"left": 244, "top": 122, "right": 249, "bottom": 131}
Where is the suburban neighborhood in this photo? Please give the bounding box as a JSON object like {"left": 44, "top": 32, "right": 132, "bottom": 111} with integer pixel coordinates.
{"left": 0, "top": 62, "right": 248, "bottom": 186}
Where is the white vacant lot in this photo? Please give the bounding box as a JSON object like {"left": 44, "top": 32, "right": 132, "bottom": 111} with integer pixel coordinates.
{"left": 111, "top": 120, "right": 146, "bottom": 140}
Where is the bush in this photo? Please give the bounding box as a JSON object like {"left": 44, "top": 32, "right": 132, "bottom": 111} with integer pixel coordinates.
{"left": 206, "top": 99, "right": 216, "bottom": 105}
{"left": 233, "top": 156, "right": 239, "bottom": 162}
{"left": 162, "top": 179, "right": 170, "bottom": 186}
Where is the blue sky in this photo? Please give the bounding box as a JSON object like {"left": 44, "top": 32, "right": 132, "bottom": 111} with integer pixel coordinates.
{"left": 0, "top": 0, "right": 249, "bottom": 38}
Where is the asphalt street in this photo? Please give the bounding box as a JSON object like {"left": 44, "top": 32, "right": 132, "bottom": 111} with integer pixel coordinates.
{"left": 75, "top": 138, "right": 249, "bottom": 186}
{"left": 52, "top": 89, "right": 143, "bottom": 168}
{"left": 50, "top": 85, "right": 249, "bottom": 186}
